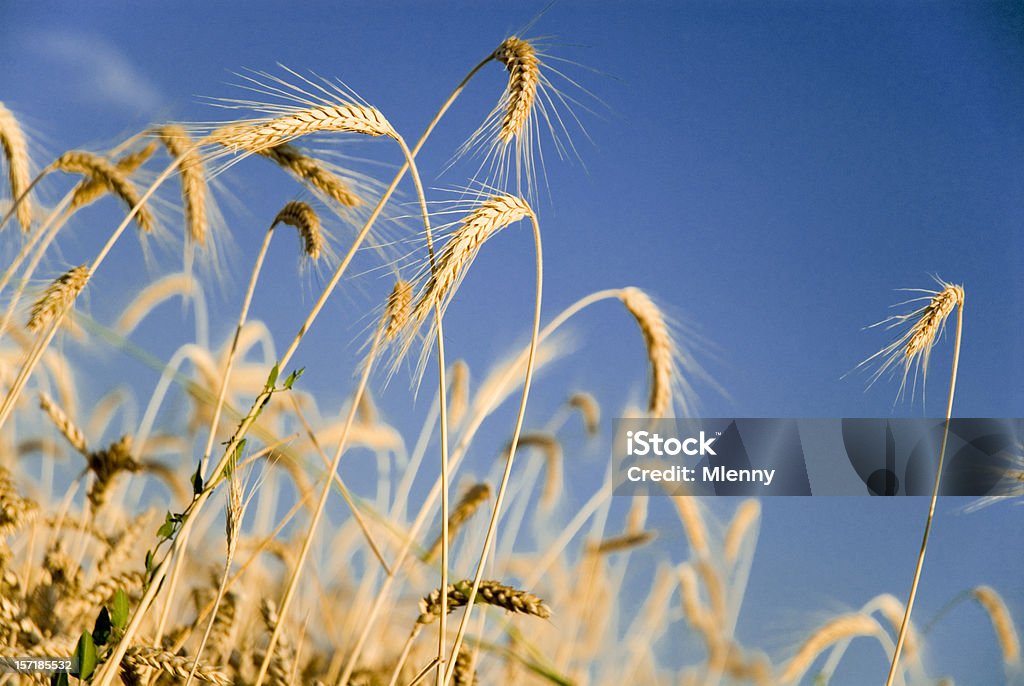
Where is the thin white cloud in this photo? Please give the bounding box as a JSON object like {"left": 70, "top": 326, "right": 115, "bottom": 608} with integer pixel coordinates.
{"left": 25, "top": 30, "right": 164, "bottom": 114}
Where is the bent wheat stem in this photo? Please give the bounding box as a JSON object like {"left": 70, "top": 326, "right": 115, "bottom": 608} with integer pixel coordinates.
{"left": 885, "top": 288, "right": 964, "bottom": 686}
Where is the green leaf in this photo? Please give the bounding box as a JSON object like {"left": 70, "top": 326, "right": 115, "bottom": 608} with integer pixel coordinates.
{"left": 74, "top": 631, "right": 96, "bottom": 680}
{"left": 144, "top": 549, "right": 155, "bottom": 573}
{"left": 111, "top": 589, "right": 129, "bottom": 631}
{"left": 156, "top": 513, "right": 176, "bottom": 540}
{"left": 191, "top": 463, "right": 204, "bottom": 495}
{"left": 283, "top": 367, "right": 305, "bottom": 390}
{"left": 265, "top": 363, "right": 280, "bottom": 390}
{"left": 50, "top": 672, "right": 69, "bottom": 686}
{"left": 92, "top": 607, "right": 111, "bottom": 645}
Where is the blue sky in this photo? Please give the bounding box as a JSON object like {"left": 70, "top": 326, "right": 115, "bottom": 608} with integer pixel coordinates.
{"left": 2, "top": 1, "right": 1022, "bottom": 683}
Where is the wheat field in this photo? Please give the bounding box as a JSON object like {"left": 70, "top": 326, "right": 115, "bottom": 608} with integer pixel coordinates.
{"left": 1, "top": 4, "right": 1022, "bottom": 686}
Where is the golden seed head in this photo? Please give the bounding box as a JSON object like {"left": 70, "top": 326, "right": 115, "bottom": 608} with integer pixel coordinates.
{"left": 384, "top": 280, "right": 412, "bottom": 341}
{"left": 493, "top": 37, "right": 540, "bottom": 143}
{"left": 27, "top": 265, "right": 90, "bottom": 333}
{"left": 273, "top": 200, "right": 322, "bottom": 260}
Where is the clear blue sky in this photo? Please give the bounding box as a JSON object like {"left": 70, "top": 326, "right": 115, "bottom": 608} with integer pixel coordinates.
{"left": 2, "top": 2, "right": 1022, "bottom": 683}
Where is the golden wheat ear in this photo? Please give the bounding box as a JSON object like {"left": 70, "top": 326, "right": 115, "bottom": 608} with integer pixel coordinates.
{"left": 0, "top": 102, "right": 33, "bottom": 232}
{"left": 857, "top": 277, "right": 964, "bottom": 402}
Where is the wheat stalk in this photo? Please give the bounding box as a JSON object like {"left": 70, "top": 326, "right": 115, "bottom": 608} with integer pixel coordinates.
{"left": 157, "top": 125, "right": 209, "bottom": 245}
{"left": 0, "top": 102, "right": 32, "bottom": 232}
{"left": 884, "top": 280, "right": 965, "bottom": 686}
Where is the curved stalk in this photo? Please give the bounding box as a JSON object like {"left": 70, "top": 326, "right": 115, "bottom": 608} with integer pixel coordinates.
{"left": 885, "top": 298, "right": 964, "bottom": 686}
{"left": 442, "top": 212, "right": 542, "bottom": 686}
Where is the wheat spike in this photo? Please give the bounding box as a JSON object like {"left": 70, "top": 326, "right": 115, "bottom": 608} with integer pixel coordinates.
{"left": 27, "top": 265, "right": 90, "bottom": 333}
{"left": 451, "top": 647, "right": 478, "bottom": 686}
{"left": 383, "top": 280, "right": 412, "bottom": 341}
{"left": 778, "top": 614, "right": 883, "bottom": 684}
{"left": 261, "top": 144, "right": 361, "bottom": 207}
{"left": 417, "top": 579, "right": 550, "bottom": 625}
{"left": 448, "top": 360, "right": 470, "bottom": 426}
{"left": 273, "top": 200, "right": 323, "bottom": 260}
{"left": 972, "top": 586, "right": 1021, "bottom": 666}
{"left": 213, "top": 103, "right": 395, "bottom": 153}
{"left": 620, "top": 287, "right": 678, "bottom": 418}
{"left": 861, "top": 278, "right": 964, "bottom": 399}
{"left": 512, "top": 432, "right": 562, "bottom": 510}
{"left": 72, "top": 142, "right": 156, "bottom": 210}
{"left": 123, "top": 646, "right": 231, "bottom": 685}
{"left": 412, "top": 195, "right": 532, "bottom": 323}
{"left": 424, "top": 482, "right": 491, "bottom": 562}
{"left": 0, "top": 102, "right": 32, "bottom": 232}
{"left": 86, "top": 434, "right": 141, "bottom": 511}
{"left": 53, "top": 151, "right": 154, "bottom": 232}
{"left": 38, "top": 392, "right": 88, "bottom": 455}
{"left": 568, "top": 392, "right": 601, "bottom": 435}
{"left": 157, "top": 125, "right": 209, "bottom": 245}
{"left": 589, "top": 530, "right": 657, "bottom": 555}
{"left": 493, "top": 37, "right": 539, "bottom": 144}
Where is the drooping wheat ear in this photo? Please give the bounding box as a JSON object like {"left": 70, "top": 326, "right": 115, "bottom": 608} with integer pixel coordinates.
{"left": 620, "top": 287, "right": 676, "bottom": 418}
{"left": 972, "top": 586, "right": 1021, "bottom": 666}
{"left": 413, "top": 195, "right": 532, "bottom": 323}
{"left": 723, "top": 499, "right": 761, "bottom": 565}
{"left": 27, "top": 265, "right": 90, "bottom": 333}
{"left": 122, "top": 646, "right": 232, "bottom": 686}
{"left": 52, "top": 151, "right": 154, "bottom": 232}
{"left": 38, "top": 392, "right": 88, "bottom": 455}
{"left": 273, "top": 200, "right": 323, "bottom": 260}
{"left": 589, "top": 530, "right": 657, "bottom": 555}
{"left": 260, "top": 144, "right": 361, "bottom": 207}
{"left": 0, "top": 102, "right": 32, "bottom": 232}
{"left": 213, "top": 103, "right": 396, "bottom": 153}
{"left": 383, "top": 280, "right": 412, "bottom": 341}
{"left": 451, "top": 648, "right": 478, "bottom": 686}
{"left": 871, "top": 594, "right": 919, "bottom": 658}
{"left": 424, "top": 482, "right": 491, "bottom": 562}
{"left": 157, "top": 125, "right": 209, "bottom": 245}
{"left": 512, "top": 432, "right": 562, "bottom": 510}
{"left": 416, "top": 579, "right": 550, "bottom": 625}
{"left": 225, "top": 460, "right": 243, "bottom": 560}
{"left": 72, "top": 142, "right": 157, "bottom": 210}
{"left": 568, "top": 392, "right": 601, "bottom": 436}
{"left": 906, "top": 284, "right": 962, "bottom": 359}
{"left": 260, "top": 599, "right": 296, "bottom": 686}
{"left": 0, "top": 467, "right": 38, "bottom": 537}
{"left": 493, "top": 37, "right": 539, "bottom": 144}
{"left": 86, "top": 434, "right": 141, "bottom": 511}
{"left": 778, "top": 614, "right": 883, "bottom": 684}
